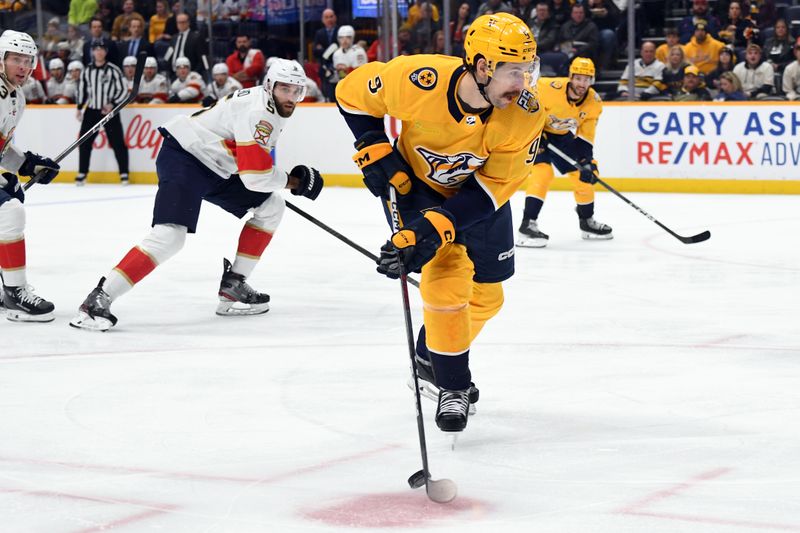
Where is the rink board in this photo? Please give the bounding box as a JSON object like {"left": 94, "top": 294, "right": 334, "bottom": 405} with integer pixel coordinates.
{"left": 14, "top": 101, "right": 800, "bottom": 193}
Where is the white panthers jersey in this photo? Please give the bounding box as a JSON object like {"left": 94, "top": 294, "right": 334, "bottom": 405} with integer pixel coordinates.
{"left": 162, "top": 86, "right": 289, "bottom": 193}
{"left": 138, "top": 74, "right": 169, "bottom": 104}
{"left": 204, "top": 77, "right": 243, "bottom": 101}
{"left": 0, "top": 83, "right": 26, "bottom": 174}
{"left": 169, "top": 71, "right": 204, "bottom": 102}
{"left": 331, "top": 46, "right": 367, "bottom": 82}
{"left": 21, "top": 77, "right": 45, "bottom": 104}
{"left": 47, "top": 77, "right": 76, "bottom": 104}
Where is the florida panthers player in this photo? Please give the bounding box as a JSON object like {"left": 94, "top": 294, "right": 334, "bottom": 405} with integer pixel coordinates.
{"left": 0, "top": 30, "right": 60, "bottom": 321}
{"left": 45, "top": 58, "right": 76, "bottom": 104}
{"left": 71, "top": 58, "right": 324, "bottom": 331}
{"left": 168, "top": 57, "right": 204, "bottom": 103}
{"left": 202, "top": 62, "right": 242, "bottom": 107}
{"left": 136, "top": 57, "right": 168, "bottom": 104}
{"left": 122, "top": 55, "right": 137, "bottom": 93}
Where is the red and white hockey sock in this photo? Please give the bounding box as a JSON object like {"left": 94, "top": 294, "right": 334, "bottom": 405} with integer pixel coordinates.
{"left": 232, "top": 222, "right": 273, "bottom": 279}
{"left": 0, "top": 236, "right": 27, "bottom": 287}
{"left": 103, "top": 224, "right": 187, "bottom": 300}
{"left": 105, "top": 246, "right": 157, "bottom": 300}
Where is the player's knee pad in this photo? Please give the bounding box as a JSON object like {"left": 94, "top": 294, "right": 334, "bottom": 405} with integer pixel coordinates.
{"left": 525, "top": 163, "right": 555, "bottom": 199}
{"left": 249, "top": 194, "right": 285, "bottom": 233}
{"left": 568, "top": 170, "right": 596, "bottom": 204}
{"left": 140, "top": 223, "right": 187, "bottom": 263}
{"left": 469, "top": 282, "right": 504, "bottom": 342}
{"left": 420, "top": 244, "right": 474, "bottom": 354}
{"left": 0, "top": 199, "right": 25, "bottom": 239}
{"left": 471, "top": 282, "right": 504, "bottom": 323}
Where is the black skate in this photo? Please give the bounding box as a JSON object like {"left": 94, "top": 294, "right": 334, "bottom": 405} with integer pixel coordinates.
{"left": 579, "top": 216, "right": 613, "bottom": 240}
{"left": 436, "top": 388, "right": 471, "bottom": 432}
{"left": 70, "top": 277, "right": 118, "bottom": 331}
{"left": 516, "top": 217, "right": 549, "bottom": 248}
{"left": 216, "top": 258, "right": 270, "bottom": 316}
{"left": 3, "top": 284, "right": 55, "bottom": 322}
{"left": 409, "top": 355, "right": 479, "bottom": 415}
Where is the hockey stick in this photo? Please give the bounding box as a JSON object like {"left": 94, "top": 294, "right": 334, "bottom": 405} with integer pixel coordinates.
{"left": 388, "top": 186, "right": 457, "bottom": 504}
{"left": 547, "top": 144, "right": 711, "bottom": 244}
{"left": 23, "top": 51, "right": 148, "bottom": 191}
{"left": 285, "top": 200, "right": 420, "bottom": 289}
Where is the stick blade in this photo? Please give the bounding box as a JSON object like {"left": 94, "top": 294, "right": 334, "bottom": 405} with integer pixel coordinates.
{"left": 682, "top": 230, "right": 711, "bottom": 244}
{"left": 426, "top": 477, "right": 458, "bottom": 503}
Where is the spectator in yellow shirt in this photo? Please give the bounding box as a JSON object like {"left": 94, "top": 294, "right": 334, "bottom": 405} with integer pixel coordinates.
{"left": 683, "top": 20, "right": 726, "bottom": 74}
{"left": 656, "top": 28, "right": 683, "bottom": 64}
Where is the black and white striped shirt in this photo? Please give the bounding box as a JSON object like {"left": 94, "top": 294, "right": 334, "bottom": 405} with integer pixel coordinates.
{"left": 77, "top": 61, "right": 127, "bottom": 110}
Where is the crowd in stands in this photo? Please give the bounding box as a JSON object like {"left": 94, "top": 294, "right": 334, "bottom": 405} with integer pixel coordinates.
{"left": 10, "top": 0, "right": 800, "bottom": 104}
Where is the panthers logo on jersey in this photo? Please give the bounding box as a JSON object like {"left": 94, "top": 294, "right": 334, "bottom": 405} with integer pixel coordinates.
{"left": 409, "top": 67, "right": 437, "bottom": 91}
{"left": 416, "top": 146, "right": 487, "bottom": 187}
{"left": 253, "top": 120, "right": 273, "bottom": 146}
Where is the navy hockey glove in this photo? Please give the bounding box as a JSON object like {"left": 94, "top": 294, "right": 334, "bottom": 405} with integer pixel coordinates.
{"left": 18, "top": 152, "right": 60, "bottom": 184}
{"left": 289, "top": 165, "right": 324, "bottom": 200}
{"left": 352, "top": 131, "right": 411, "bottom": 198}
{"left": 577, "top": 158, "right": 599, "bottom": 185}
{"left": 379, "top": 208, "right": 456, "bottom": 276}
{"left": 376, "top": 241, "right": 401, "bottom": 279}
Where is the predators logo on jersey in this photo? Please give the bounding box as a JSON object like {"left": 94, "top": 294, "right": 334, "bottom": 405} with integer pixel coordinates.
{"left": 416, "top": 146, "right": 487, "bottom": 187}
{"left": 547, "top": 114, "right": 578, "bottom": 133}
{"left": 409, "top": 67, "right": 438, "bottom": 90}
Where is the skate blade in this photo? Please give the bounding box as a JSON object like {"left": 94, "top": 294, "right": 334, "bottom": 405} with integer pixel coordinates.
{"left": 407, "top": 378, "right": 478, "bottom": 415}
{"left": 581, "top": 231, "right": 613, "bottom": 240}
{"left": 450, "top": 433, "right": 459, "bottom": 451}
{"left": 69, "top": 311, "right": 113, "bottom": 331}
{"left": 215, "top": 301, "right": 270, "bottom": 316}
{"left": 6, "top": 309, "right": 55, "bottom": 323}
{"left": 515, "top": 235, "right": 548, "bottom": 248}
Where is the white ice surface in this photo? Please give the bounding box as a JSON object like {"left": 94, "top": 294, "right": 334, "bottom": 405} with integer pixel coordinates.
{"left": 1, "top": 185, "right": 798, "bottom": 532}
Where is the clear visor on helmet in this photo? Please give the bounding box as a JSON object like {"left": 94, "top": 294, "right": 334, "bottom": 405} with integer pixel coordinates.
{"left": 1, "top": 51, "right": 35, "bottom": 86}
{"left": 272, "top": 81, "right": 307, "bottom": 103}
{"left": 491, "top": 57, "right": 541, "bottom": 87}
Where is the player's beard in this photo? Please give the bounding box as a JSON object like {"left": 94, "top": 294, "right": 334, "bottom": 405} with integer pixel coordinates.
{"left": 276, "top": 100, "right": 296, "bottom": 118}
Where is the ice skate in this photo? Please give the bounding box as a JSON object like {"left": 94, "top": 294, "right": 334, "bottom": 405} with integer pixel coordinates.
{"left": 436, "top": 388, "right": 471, "bottom": 432}
{"left": 75, "top": 173, "right": 86, "bottom": 187}
{"left": 408, "top": 355, "right": 478, "bottom": 414}
{"left": 579, "top": 216, "right": 613, "bottom": 240}
{"left": 3, "top": 284, "right": 55, "bottom": 322}
{"left": 120, "top": 173, "right": 129, "bottom": 186}
{"left": 70, "top": 277, "right": 118, "bottom": 331}
{"left": 216, "top": 258, "right": 270, "bottom": 316}
{"left": 516, "top": 217, "right": 549, "bottom": 248}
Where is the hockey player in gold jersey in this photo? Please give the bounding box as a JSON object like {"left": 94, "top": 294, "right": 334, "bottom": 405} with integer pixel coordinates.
{"left": 337, "top": 13, "right": 545, "bottom": 432}
{"left": 517, "top": 57, "right": 613, "bottom": 248}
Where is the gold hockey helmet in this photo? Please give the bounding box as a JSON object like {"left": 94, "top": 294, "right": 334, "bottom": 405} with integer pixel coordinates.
{"left": 463, "top": 13, "right": 537, "bottom": 76}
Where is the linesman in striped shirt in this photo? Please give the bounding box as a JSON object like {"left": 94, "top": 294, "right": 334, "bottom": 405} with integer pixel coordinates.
{"left": 75, "top": 41, "right": 129, "bottom": 186}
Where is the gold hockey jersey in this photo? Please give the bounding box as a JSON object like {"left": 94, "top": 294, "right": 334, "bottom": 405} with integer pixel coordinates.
{"left": 337, "top": 54, "right": 546, "bottom": 210}
{"left": 537, "top": 77, "right": 603, "bottom": 147}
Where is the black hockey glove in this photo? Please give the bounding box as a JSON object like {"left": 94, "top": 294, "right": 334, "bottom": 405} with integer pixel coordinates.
{"left": 18, "top": 152, "right": 60, "bottom": 184}
{"left": 352, "top": 131, "right": 411, "bottom": 198}
{"left": 167, "top": 94, "right": 181, "bottom": 103}
{"left": 201, "top": 95, "right": 217, "bottom": 107}
{"left": 289, "top": 165, "right": 324, "bottom": 200}
{"left": 378, "top": 208, "right": 455, "bottom": 276}
{"left": 376, "top": 241, "right": 401, "bottom": 279}
{"left": 577, "top": 158, "right": 599, "bottom": 185}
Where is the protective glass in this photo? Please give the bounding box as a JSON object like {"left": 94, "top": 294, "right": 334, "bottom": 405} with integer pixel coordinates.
{"left": 492, "top": 57, "right": 541, "bottom": 87}
{"left": 273, "top": 81, "right": 306, "bottom": 103}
